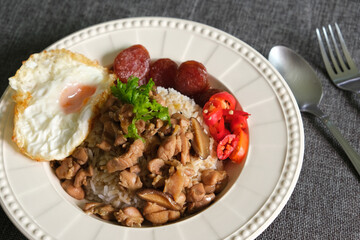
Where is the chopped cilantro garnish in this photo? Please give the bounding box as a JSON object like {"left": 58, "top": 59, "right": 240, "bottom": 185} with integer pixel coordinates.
{"left": 111, "top": 76, "right": 170, "bottom": 140}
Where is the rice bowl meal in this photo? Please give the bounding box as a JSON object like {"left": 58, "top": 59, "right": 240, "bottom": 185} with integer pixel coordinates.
{"left": 9, "top": 45, "right": 250, "bottom": 227}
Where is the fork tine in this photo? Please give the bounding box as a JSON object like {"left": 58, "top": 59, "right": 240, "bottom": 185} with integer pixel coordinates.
{"left": 316, "top": 28, "right": 336, "bottom": 78}
{"left": 322, "top": 26, "right": 341, "bottom": 74}
{"left": 335, "top": 23, "right": 358, "bottom": 70}
{"left": 328, "top": 24, "right": 347, "bottom": 71}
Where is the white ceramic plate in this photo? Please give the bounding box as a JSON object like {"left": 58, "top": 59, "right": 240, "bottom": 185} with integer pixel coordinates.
{"left": 0, "top": 17, "right": 304, "bottom": 240}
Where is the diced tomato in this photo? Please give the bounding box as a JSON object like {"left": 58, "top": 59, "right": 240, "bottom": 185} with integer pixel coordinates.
{"left": 229, "top": 128, "right": 249, "bottom": 163}
{"left": 209, "top": 91, "right": 236, "bottom": 110}
{"left": 202, "top": 99, "right": 223, "bottom": 125}
{"left": 208, "top": 117, "right": 230, "bottom": 142}
{"left": 217, "top": 134, "right": 238, "bottom": 160}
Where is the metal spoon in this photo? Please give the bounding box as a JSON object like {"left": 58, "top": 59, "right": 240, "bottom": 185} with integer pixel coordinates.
{"left": 268, "top": 45, "right": 360, "bottom": 176}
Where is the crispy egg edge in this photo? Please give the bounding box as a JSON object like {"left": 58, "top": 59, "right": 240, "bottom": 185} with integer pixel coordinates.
{"left": 10, "top": 49, "right": 116, "bottom": 162}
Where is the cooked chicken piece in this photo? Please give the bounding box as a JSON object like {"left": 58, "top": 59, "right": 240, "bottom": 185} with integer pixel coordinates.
{"left": 143, "top": 123, "right": 155, "bottom": 137}
{"left": 135, "top": 119, "right": 146, "bottom": 134}
{"left": 143, "top": 119, "right": 166, "bottom": 138}
{"left": 74, "top": 165, "right": 93, "bottom": 187}
{"left": 187, "top": 193, "right": 215, "bottom": 213}
{"left": 171, "top": 113, "right": 190, "bottom": 132}
{"left": 152, "top": 175, "right": 165, "bottom": 188}
{"left": 180, "top": 132, "right": 190, "bottom": 165}
{"left": 214, "top": 175, "right": 229, "bottom": 193}
{"left": 158, "top": 123, "right": 172, "bottom": 136}
{"left": 176, "top": 192, "right": 186, "bottom": 207}
{"left": 155, "top": 119, "right": 164, "bottom": 129}
{"left": 163, "top": 168, "right": 185, "bottom": 202}
{"left": 117, "top": 104, "right": 134, "bottom": 133}
{"left": 114, "top": 133, "right": 127, "bottom": 146}
{"left": 174, "top": 135, "right": 182, "bottom": 155}
{"left": 185, "top": 131, "right": 194, "bottom": 141}
{"left": 145, "top": 209, "right": 180, "bottom": 225}
{"left": 84, "top": 202, "right": 116, "bottom": 220}
{"left": 203, "top": 184, "right": 216, "bottom": 194}
{"left": 148, "top": 158, "right": 165, "bottom": 175}
{"left": 103, "top": 120, "right": 115, "bottom": 139}
{"left": 106, "top": 139, "right": 145, "bottom": 173}
{"left": 100, "top": 111, "right": 112, "bottom": 123}
{"left": 84, "top": 202, "right": 102, "bottom": 211}
{"left": 115, "top": 206, "right": 144, "bottom": 227}
{"left": 100, "top": 120, "right": 127, "bottom": 148}
{"left": 186, "top": 183, "right": 205, "bottom": 202}
{"left": 119, "top": 169, "right": 143, "bottom": 191}
{"left": 142, "top": 202, "right": 180, "bottom": 225}
{"left": 71, "top": 147, "right": 89, "bottom": 165}
{"left": 101, "top": 95, "right": 117, "bottom": 113}
{"left": 55, "top": 157, "right": 80, "bottom": 180}
{"left": 182, "top": 174, "right": 191, "bottom": 188}
{"left": 61, "top": 179, "right": 84, "bottom": 200}
{"left": 129, "top": 164, "right": 141, "bottom": 174}
{"left": 96, "top": 140, "right": 112, "bottom": 151}
{"left": 119, "top": 118, "right": 131, "bottom": 134}
{"left": 117, "top": 103, "right": 134, "bottom": 119}
{"left": 201, "top": 169, "right": 227, "bottom": 186}
{"left": 157, "top": 135, "right": 176, "bottom": 160}
{"left": 144, "top": 135, "right": 161, "bottom": 156}
{"left": 142, "top": 201, "right": 166, "bottom": 215}
{"left": 110, "top": 121, "right": 127, "bottom": 146}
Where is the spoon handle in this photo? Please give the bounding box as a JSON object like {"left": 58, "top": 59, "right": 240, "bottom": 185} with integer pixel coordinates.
{"left": 307, "top": 106, "right": 360, "bottom": 176}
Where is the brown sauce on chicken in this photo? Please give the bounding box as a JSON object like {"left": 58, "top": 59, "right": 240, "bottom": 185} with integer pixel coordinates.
{"left": 51, "top": 89, "right": 228, "bottom": 227}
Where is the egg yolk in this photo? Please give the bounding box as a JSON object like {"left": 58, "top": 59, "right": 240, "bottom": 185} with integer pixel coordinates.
{"left": 60, "top": 84, "right": 97, "bottom": 114}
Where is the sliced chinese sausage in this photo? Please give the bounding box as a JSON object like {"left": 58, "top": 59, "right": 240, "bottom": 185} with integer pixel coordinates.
{"left": 137, "top": 189, "right": 182, "bottom": 211}
{"left": 190, "top": 117, "right": 210, "bottom": 159}
{"left": 113, "top": 44, "right": 150, "bottom": 85}
{"left": 149, "top": 58, "right": 178, "bottom": 88}
{"left": 174, "top": 60, "right": 209, "bottom": 96}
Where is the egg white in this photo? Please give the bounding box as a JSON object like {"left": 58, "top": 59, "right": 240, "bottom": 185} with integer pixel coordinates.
{"left": 9, "top": 49, "right": 115, "bottom": 161}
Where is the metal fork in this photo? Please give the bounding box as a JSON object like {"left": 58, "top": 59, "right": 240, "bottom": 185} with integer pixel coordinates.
{"left": 316, "top": 23, "right": 360, "bottom": 94}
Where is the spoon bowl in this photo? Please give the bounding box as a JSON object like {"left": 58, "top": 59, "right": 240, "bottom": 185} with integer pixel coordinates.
{"left": 268, "top": 45, "right": 360, "bottom": 176}
{"left": 268, "top": 46, "right": 323, "bottom": 111}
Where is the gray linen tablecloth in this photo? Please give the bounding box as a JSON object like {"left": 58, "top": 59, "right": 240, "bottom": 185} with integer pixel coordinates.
{"left": 1, "top": 0, "right": 359, "bottom": 239}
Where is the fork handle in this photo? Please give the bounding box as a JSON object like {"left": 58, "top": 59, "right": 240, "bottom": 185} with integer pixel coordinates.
{"left": 322, "top": 117, "right": 360, "bottom": 175}
{"left": 305, "top": 106, "right": 360, "bottom": 176}
{"left": 321, "top": 115, "right": 360, "bottom": 175}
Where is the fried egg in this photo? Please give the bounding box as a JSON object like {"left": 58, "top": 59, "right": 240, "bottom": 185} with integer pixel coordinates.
{"left": 9, "top": 49, "right": 115, "bottom": 161}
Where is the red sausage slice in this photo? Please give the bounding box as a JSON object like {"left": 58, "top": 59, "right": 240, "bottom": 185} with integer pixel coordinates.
{"left": 149, "top": 58, "right": 178, "bottom": 88}
{"left": 113, "top": 44, "right": 150, "bottom": 85}
{"left": 174, "top": 60, "right": 209, "bottom": 96}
